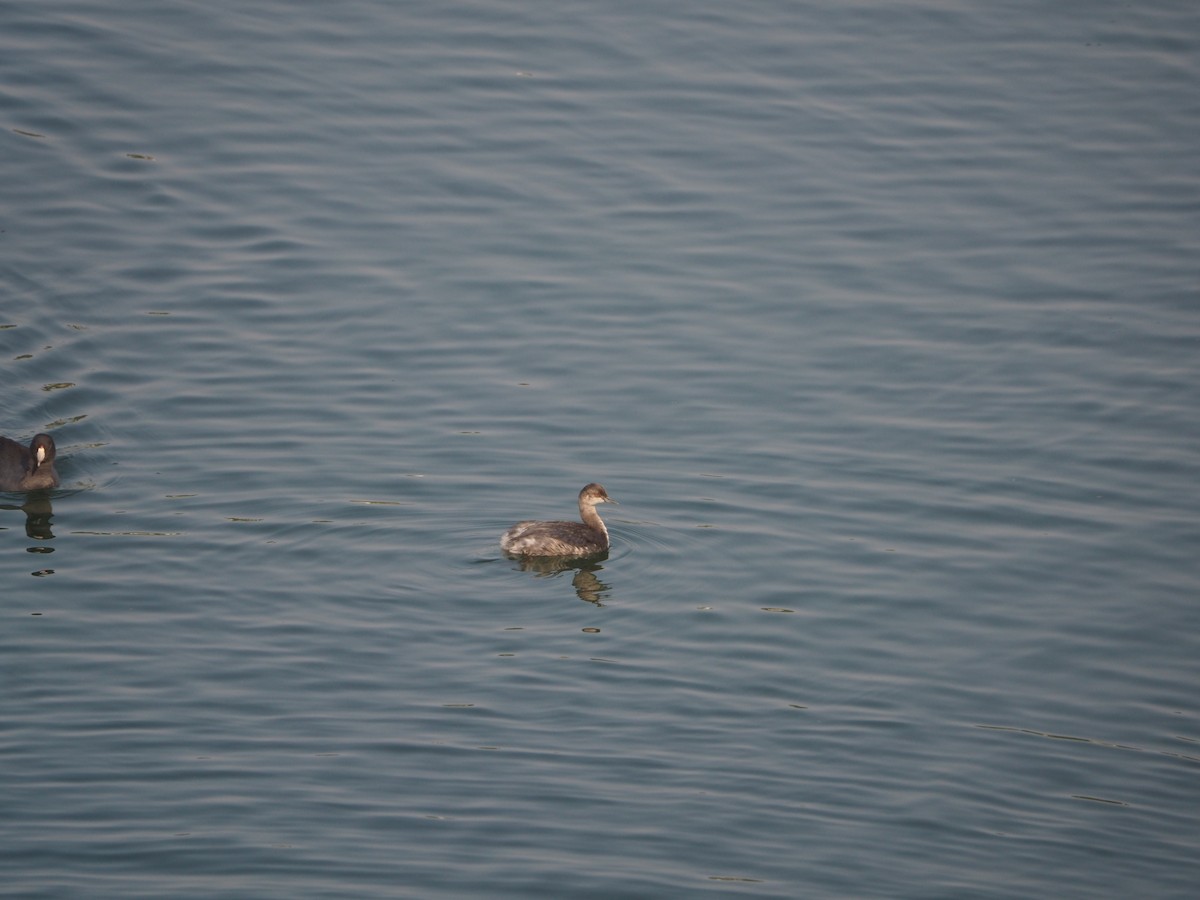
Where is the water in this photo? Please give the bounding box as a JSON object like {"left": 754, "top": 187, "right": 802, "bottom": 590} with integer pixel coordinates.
{"left": 3, "top": 0, "right": 1198, "bottom": 896}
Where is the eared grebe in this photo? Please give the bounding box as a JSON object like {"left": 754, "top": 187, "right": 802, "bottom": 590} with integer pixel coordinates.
{"left": 500, "top": 483, "right": 617, "bottom": 557}
{"left": 0, "top": 433, "right": 59, "bottom": 491}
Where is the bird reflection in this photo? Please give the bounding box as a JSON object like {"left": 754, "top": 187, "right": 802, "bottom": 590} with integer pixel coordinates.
{"left": 508, "top": 552, "right": 614, "bottom": 605}
{"left": 2, "top": 495, "right": 56, "bottom": 543}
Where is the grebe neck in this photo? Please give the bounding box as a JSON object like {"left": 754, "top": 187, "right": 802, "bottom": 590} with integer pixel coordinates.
{"left": 579, "top": 498, "right": 609, "bottom": 539}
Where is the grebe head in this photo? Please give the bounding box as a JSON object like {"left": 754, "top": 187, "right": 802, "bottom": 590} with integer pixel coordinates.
{"left": 580, "top": 483, "right": 617, "bottom": 506}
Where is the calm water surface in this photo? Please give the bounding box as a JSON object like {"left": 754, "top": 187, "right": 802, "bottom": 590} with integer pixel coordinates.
{"left": 3, "top": 1, "right": 1198, "bottom": 897}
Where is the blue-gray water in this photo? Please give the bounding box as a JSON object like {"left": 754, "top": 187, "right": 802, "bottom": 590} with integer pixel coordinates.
{"left": 3, "top": 1, "right": 1198, "bottom": 897}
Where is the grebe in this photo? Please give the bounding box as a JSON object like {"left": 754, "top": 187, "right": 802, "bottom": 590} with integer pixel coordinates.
{"left": 500, "top": 483, "right": 617, "bottom": 557}
{"left": 0, "top": 433, "right": 59, "bottom": 491}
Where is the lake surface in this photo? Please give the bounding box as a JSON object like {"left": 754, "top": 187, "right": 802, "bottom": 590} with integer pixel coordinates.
{"left": 3, "top": 1, "right": 1198, "bottom": 897}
